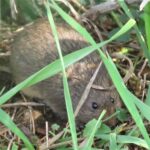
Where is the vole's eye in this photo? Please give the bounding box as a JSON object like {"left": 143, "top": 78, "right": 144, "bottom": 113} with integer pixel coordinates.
{"left": 110, "top": 97, "right": 115, "bottom": 104}
{"left": 92, "top": 102, "right": 98, "bottom": 109}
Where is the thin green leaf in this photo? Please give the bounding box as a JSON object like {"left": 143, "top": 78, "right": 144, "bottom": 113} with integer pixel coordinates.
{"left": 110, "top": 133, "right": 118, "bottom": 150}
{"left": 84, "top": 110, "right": 106, "bottom": 149}
{"left": 0, "top": 109, "right": 34, "bottom": 150}
{"left": 145, "top": 85, "right": 150, "bottom": 105}
{"left": 11, "top": 143, "right": 18, "bottom": 150}
{"left": 144, "top": 2, "right": 150, "bottom": 61}
{"left": 45, "top": 1, "right": 78, "bottom": 149}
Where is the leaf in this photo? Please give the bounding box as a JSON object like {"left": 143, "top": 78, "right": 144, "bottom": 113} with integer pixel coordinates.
{"left": 0, "top": 109, "right": 34, "bottom": 150}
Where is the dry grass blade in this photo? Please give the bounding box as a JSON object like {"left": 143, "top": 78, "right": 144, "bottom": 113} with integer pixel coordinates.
{"left": 74, "top": 61, "right": 102, "bottom": 117}
{"left": 0, "top": 102, "right": 45, "bottom": 108}
{"left": 39, "top": 130, "right": 64, "bottom": 150}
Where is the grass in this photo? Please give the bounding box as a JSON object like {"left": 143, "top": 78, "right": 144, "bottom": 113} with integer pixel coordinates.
{"left": 0, "top": 0, "right": 150, "bottom": 149}
{"left": 144, "top": 2, "right": 150, "bottom": 56}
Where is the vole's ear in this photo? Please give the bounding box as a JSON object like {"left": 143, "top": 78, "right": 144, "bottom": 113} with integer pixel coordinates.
{"left": 0, "top": 51, "right": 11, "bottom": 73}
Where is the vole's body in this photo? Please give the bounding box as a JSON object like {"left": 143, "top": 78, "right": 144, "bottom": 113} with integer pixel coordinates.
{"left": 10, "top": 18, "right": 121, "bottom": 125}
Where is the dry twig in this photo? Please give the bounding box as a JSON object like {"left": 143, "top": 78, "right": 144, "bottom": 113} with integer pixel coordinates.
{"left": 83, "top": 0, "right": 142, "bottom": 18}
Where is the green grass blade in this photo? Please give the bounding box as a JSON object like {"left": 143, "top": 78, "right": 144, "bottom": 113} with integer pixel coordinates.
{"left": 83, "top": 110, "right": 106, "bottom": 149}
{"left": 133, "top": 95, "right": 150, "bottom": 121}
{"left": 145, "top": 85, "right": 150, "bottom": 105}
{"left": 0, "top": 109, "right": 34, "bottom": 150}
{"left": 103, "top": 55, "right": 150, "bottom": 148}
{"left": 110, "top": 133, "right": 118, "bottom": 150}
{"left": 144, "top": 2, "right": 150, "bottom": 59}
{"left": 11, "top": 143, "right": 19, "bottom": 150}
{"left": 45, "top": 2, "right": 78, "bottom": 149}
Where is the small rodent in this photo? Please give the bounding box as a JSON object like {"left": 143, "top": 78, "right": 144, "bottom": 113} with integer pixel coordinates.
{"left": 10, "top": 18, "right": 122, "bottom": 126}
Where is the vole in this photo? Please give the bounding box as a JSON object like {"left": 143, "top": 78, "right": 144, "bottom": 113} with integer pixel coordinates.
{"left": 5, "top": 18, "right": 122, "bottom": 126}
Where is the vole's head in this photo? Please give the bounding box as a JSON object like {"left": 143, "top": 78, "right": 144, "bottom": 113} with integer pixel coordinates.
{"left": 76, "top": 86, "right": 122, "bottom": 127}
